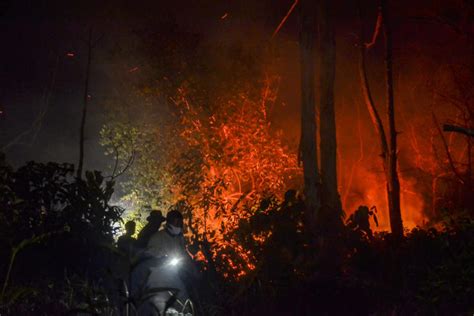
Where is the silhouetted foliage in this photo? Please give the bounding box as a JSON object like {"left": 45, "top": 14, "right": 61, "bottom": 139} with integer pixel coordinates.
{"left": 198, "top": 194, "right": 474, "bottom": 315}
{"left": 1, "top": 157, "right": 473, "bottom": 315}
{"left": 0, "top": 159, "right": 123, "bottom": 314}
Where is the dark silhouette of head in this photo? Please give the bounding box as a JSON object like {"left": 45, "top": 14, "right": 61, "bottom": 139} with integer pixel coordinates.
{"left": 166, "top": 210, "right": 184, "bottom": 228}
{"left": 124, "top": 221, "right": 136, "bottom": 236}
{"left": 146, "top": 210, "right": 165, "bottom": 226}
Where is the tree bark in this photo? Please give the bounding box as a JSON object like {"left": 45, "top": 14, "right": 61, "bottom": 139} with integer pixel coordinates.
{"left": 318, "top": 0, "right": 342, "bottom": 231}
{"left": 382, "top": 0, "right": 403, "bottom": 238}
{"left": 357, "top": 0, "right": 403, "bottom": 238}
{"left": 77, "top": 29, "right": 93, "bottom": 179}
{"left": 299, "top": 0, "right": 320, "bottom": 235}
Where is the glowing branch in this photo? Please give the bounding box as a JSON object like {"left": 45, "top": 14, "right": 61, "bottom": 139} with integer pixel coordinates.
{"left": 365, "top": 8, "right": 382, "bottom": 49}
{"left": 272, "top": 0, "right": 299, "bottom": 39}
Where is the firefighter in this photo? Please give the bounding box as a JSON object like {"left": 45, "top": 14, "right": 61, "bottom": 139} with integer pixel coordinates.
{"left": 136, "top": 210, "right": 165, "bottom": 249}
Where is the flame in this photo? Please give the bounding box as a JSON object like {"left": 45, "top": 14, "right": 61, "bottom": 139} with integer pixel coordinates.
{"left": 341, "top": 165, "right": 427, "bottom": 231}
{"left": 162, "top": 65, "right": 470, "bottom": 277}
{"left": 172, "top": 79, "right": 300, "bottom": 277}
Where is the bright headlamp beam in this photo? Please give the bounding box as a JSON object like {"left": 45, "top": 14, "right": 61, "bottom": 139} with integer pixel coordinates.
{"left": 168, "top": 257, "right": 181, "bottom": 267}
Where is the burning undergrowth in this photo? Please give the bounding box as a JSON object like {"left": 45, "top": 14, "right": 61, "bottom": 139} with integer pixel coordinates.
{"left": 169, "top": 79, "right": 302, "bottom": 277}
{"left": 100, "top": 38, "right": 474, "bottom": 278}
{"left": 102, "top": 77, "right": 302, "bottom": 276}
{"left": 101, "top": 68, "right": 472, "bottom": 277}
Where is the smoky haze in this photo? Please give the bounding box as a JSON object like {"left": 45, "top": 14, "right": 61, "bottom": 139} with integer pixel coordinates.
{"left": 0, "top": 0, "right": 471, "bottom": 226}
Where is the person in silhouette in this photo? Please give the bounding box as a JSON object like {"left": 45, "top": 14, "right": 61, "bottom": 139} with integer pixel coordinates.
{"left": 147, "top": 209, "right": 186, "bottom": 258}
{"left": 136, "top": 210, "right": 165, "bottom": 249}
{"left": 117, "top": 220, "right": 137, "bottom": 257}
{"left": 140, "top": 209, "right": 198, "bottom": 313}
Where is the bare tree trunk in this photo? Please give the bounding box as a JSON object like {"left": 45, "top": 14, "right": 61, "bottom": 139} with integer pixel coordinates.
{"left": 357, "top": 9, "right": 388, "bottom": 156}
{"left": 77, "top": 29, "right": 93, "bottom": 179}
{"left": 318, "top": 0, "right": 342, "bottom": 230}
{"left": 357, "top": 0, "right": 403, "bottom": 238}
{"left": 299, "top": 0, "right": 320, "bottom": 234}
{"left": 315, "top": 0, "right": 344, "bottom": 272}
{"left": 382, "top": 0, "right": 403, "bottom": 238}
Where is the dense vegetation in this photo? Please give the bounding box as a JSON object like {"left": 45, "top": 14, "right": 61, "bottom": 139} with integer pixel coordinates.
{"left": 0, "top": 155, "right": 472, "bottom": 315}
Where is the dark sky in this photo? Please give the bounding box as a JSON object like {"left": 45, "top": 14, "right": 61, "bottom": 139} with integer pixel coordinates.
{"left": 0, "top": 0, "right": 469, "bottom": 172}
{"left": 0, "top": 0, "right": 297, "bottom": 170}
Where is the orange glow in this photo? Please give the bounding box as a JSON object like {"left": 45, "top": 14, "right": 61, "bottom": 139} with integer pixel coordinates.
{"left": 340, "top": 165, "right": 427, "bottom": 231}
{"left": 165, "top": 64, "right": 471, "bottom": 277}
{"left": 172, "top": 78, "right": 300, "bottom": 277}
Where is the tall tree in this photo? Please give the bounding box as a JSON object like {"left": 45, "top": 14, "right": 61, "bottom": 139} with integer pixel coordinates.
{"left": 382, "top": 0, "right": 403, "bottom": 238}
{"left": 299, "top": 0, "right": 320, "bottom": 235}
{"left": 357, "top": 0, "right": 403, "bottom": 238}
{"left": 318, "top": 0, "right": 342, "bottom": 231}
{"left": 77, "top": 29, "right": 102, "bottom": 179}
{"left": 77, "top": 29, "right": 93, "bottom": 179}
{"left": 277, "top": 0, "right": 342, "bottom": 239}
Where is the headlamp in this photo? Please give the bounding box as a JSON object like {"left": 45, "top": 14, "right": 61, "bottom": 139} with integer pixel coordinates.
{"left": 168, "top": 256, "right": 181, "bottom": 267}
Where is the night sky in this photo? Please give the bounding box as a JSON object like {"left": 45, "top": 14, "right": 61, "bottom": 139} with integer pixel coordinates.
{"left": 0, "top": 0, "right": 469, "bottom": 172}
{"left": 0, "top": 0, "right": 288, "bottom": 169}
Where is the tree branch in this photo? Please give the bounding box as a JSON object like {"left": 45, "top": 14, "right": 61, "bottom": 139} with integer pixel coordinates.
{"left": 433, "top": 113, "right": 465, "bottom": 184}
{"left": 443, "top": 124, "right": 474, "bottom": 137}
{"left": 272, "top": 0, "right": 299, "bottom": 39}
{"left": 365, "top": 9, "right": 383, "bottom": 49}
{"left": 357, "top": 4, "right": 389, "bottom": 161}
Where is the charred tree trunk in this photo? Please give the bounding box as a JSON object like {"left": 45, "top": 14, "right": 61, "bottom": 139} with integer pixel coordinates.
{"left": 357, "top": 0, "right": 403, "bottom": 238}
{"left": 382, "top": 0, "right": 403, "bottom": 238}
{"left": 299, "top": 0, "right": 320, "bottom": 235}
{"left": 318, "top": 0, "right": 342, "bottom": 232}
{"left": 77, "top": 28, "right": 93, "bottom": 179}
